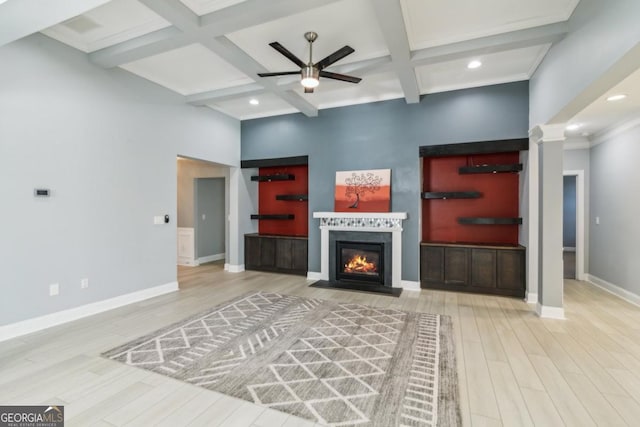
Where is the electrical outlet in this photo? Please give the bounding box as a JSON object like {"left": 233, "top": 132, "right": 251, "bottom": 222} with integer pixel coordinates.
{"left": 49, "top": 283, "right": 59, "bottom": 296}
{"left": 81, "top": 278, "right": 89, "bottom": 289}
{"left": 153, "top": 216, "right": 164, "bottom": 225}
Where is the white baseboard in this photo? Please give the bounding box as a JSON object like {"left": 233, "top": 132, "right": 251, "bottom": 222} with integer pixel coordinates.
{"left": 536, "top": 302, "right": 566, "bottom": 319}
{"left": 198, "top": 253, "right": 225, "bottom": 264}
{"left": 400, "top": 280, "right": 421, "bottom": 291}
{"left": 224, "top": 263, "right": 245, "bottom": 273}
{"left": 586, "top": 274, "right": 640, "bottom": 307}
{"left": 525, "top": 292, "right": 538, "bottom": 304}
{"left": 0, "top": 281, "right": 179, "bottom": 343}
{"left": 177, "top": 257, "right": 197, "bottom": 267}
{"left": 306, "top": 272, "right": 322, "bottom": 281}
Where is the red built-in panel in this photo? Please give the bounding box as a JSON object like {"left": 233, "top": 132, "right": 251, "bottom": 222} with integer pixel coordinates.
{"left": 258, "top": 165, "right": 308, "bottom": 237}
{"left": 422, "top": 153, "right": 520, "bottom": 245}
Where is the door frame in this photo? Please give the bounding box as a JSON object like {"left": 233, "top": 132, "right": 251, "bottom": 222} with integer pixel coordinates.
{"left": 562, "top": 170, "right": 586, "bottom": 280}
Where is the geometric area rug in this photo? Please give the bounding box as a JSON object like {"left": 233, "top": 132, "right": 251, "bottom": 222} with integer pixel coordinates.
{"left": 103, "top": 292, "right": 461, "bottom": 426}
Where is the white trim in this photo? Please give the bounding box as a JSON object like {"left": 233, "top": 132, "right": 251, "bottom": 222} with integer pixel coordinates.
{"left": 563, "top": 170, "right": 586, "bottom": 280}
{"left": 586, "top": 274, "right": 640, "bottom": 308}
{"left": 400, "top": 280, "right": 421, "bottom": 291}
{"left": 197, "top": 253, "right": 225, "bottom": 264}
{"left": 224, "top": 263, "right": 245, "bottom": 273}
{"left": 0, "top": 282, "right": 179, "bottom": 342}
{"left": 535, "top": 303, "right": 566, "bottom": 319}
{"left": 306, "top": 272, "right": 322, "bottom": 281}
{"left": 563, "top": 139, "right": 591, "bottom": 150}
{"left": 525, "top": 292, "right": 538, "bottom": 304}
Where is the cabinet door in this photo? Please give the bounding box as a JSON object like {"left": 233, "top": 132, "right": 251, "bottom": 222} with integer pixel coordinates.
{"left": 421, "top": 246, "right": 444, "bottom": 284}
{"left": 259, "top": 237, "right": 276, "bottom": 268}
{"left": 245, "top": 236, "right": 260, "bottom": 269}
{"left": 471, "top": 249, "right": 496, "bottom": 288}
{"left": 444, "top": 247, "right": 469, "bottom": 285}
{"left": 275, "top": 238, "right": 293, "bottom": 270}
{"left": 497, "top": 250, "right": 525, "bottom": 290}
{"left": 291, "top": 239, "right": 308, "bottom": 272}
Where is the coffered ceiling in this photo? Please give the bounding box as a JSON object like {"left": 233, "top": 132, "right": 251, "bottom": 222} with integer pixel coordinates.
{"left": 4, "top": 0, "right": 584, "bottom": 120}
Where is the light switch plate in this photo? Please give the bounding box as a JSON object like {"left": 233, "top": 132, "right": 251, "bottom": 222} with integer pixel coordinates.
{"left": 49, "top": 283, "right": 59, "bottom": 296}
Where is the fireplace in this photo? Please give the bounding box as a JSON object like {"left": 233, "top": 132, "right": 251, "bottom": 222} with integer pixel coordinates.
{"left": 336, "top": 241, "right": 384, "bottom": 285}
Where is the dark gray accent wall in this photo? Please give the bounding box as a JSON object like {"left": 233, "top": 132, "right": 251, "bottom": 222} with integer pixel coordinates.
{"left": 195, "top": 178, "right": 226, "bottom": 258}
{"left": 563, "top": 176, "right": 577, "bottom": 247}
{"left": 241, "top": 82, "right": 529, "bottom": 281}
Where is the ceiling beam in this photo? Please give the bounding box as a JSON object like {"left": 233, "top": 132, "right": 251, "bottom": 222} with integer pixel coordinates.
{"left": 186, "top": 83, "right": 265, "bottom": 106}
{"left": 201, "top": 36, "right": 318, "bottom": 116}
{"left": 370, "top": 0, "right": 420, "bottom": 104}
{"left": 411, "top": 22, "right": 568, "bottom": 66}
{"left": 89, "top": 0, "right": 342, "bottom": 68}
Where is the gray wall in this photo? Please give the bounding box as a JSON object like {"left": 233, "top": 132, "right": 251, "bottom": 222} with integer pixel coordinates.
{"left": 177, "top": 158, "right": 228, "bottom": 228}
{"left": 590, "top": 123, "right": 640, "bottom": 295}
{"left": 563, "top": 176, "right": 576, "bottom": 247}
{"left": 195, "top": 178, "right": 225, "bottom": 258}
{"left": 530, "top": 0, "right": 640, "bottom": 125}
{"left": 0, "top": 34, "right": 240, "bottom": 325}
{"left": 241, "top": 82, "right": 530, "bottom": 281}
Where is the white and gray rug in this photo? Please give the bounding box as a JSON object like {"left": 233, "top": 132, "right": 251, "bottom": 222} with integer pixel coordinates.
{"left": 103, "top": 292, "right": 460, "bottom": 426}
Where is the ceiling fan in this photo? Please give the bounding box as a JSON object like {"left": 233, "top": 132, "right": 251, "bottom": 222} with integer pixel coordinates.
{"left": 257, "top": 32, "right": 362, "bottom": 93}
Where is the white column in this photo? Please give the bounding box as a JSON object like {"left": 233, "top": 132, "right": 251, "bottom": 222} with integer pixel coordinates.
{"left": 530, "top": 124, "right": 566, "bottom": 319}
{"left": 320, "top": 227, "right": 329, "bottom": 280}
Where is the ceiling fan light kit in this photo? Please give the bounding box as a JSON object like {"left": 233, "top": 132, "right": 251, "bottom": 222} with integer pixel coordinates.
{"left": 257, "top": 31, "right": 361, "bottom": 93}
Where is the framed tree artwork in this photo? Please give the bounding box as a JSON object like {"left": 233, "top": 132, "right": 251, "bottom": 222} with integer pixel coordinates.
{"left": 334, "top": 169, "right": 391, "bottom": 212}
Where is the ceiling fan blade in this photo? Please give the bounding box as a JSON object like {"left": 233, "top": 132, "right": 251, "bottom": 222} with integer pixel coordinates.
{"left": 257, "top": 71, "right": 300, "bottom": 77}
{"left": 315, "top": 45, "right": 355, "bottom": 70}
{"left": 269, "top": 42, "right": 306, "bottom": 68}
{"left": 319, "top": 71, "right": 361, "bottom": 84}
{"left": 304, "top": 87, "right": 314, "bottom": 94}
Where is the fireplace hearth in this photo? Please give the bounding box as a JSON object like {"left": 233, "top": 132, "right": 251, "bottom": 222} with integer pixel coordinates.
{"left": 336, "top": 241, "right": 384, "bottom": 285}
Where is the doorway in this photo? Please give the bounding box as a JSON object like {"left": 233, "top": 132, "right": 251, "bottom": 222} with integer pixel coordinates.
{"left": 562, "top": 170, "right": 585, "bottom": 280}
{"left": 177, "top": 156, "right": 229, "bottom": 267}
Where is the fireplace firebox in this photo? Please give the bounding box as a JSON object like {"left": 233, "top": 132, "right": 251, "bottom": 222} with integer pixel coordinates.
{"left": 336, "top": 241, "right": 384, "bottom": 285}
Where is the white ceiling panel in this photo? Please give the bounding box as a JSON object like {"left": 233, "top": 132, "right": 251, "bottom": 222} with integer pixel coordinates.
{"left": 179, "top": 0, "right": 247, "bottom": 16}
{"left": 303, "top": 72, "right": 404, "bottom": 110}
{"left": 415, "top": 44, "right": 550, "bottom": 94}
{"left": 401, "top": 0, "right": 579, "bottom": 50}
{"left": 209, "top": 92, "right": 298, "bottom": 120}
{"left": 567, "top": 67, "right": 640, "bottom": 137}
{"left": 121, "top": 43, "right": 253, "bottom": 95}
{"left": 41, "top": 0, "right": 170, "bottom": 53}
{"left": 227, "top": 0, "right": 389, "bottom": 74}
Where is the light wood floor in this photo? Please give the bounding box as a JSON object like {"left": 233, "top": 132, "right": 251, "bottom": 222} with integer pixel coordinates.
{"left": 2, "top": 262, "right": 640, "bottom": 426}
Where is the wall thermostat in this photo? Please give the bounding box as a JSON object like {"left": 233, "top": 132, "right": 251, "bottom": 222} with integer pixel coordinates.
{"left": 34, "top": 189, "right": 50, "bottom": 197}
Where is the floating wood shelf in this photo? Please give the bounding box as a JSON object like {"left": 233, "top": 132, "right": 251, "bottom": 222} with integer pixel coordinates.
{"left": 458, "top": 217, "right": 522, "bottom": 225}
{"left": 421, "top": 191, "right": 481, "bottom": 200}
{"left": 250, "top": 174, "right": 295, "bottom": 182}
{"left": 275, "top": 194, "right": 308, "bottom": 201}
{"left": 458, "top": 164, "right": 523, "bottom": 174}
{"left": 250, "top": 214, "right": 295, "bottom": 220}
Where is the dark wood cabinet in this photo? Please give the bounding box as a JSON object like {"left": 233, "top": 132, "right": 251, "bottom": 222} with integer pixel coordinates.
{"left": 420, "top": 243, "right": 525, "bottom": 297}
{"left": 245, "top": 234, "right": 307, "bottom": 276}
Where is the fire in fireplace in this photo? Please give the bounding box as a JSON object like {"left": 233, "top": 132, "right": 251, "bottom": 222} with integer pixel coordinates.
{"left": 336, "top": 241, "right": 384, "bottom": 284}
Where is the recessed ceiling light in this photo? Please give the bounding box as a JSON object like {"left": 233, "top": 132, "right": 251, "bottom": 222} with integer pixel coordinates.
{"left": 606, "top": 94, "right": 627, "bottom": 102}
{"left": 467, "top": 60, "right": 482, "bottom": 69}
{"left": 0, "top": 0, "right": 9, "bottom": 4}
{"left": 566, "top": 124, "right": 581, "bottom": 131}
{"left": 249, "top": 99, "right": 259, "bottom": 106}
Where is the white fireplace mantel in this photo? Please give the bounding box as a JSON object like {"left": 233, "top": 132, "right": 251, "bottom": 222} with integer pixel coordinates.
{"left": 312, "top": 212, "right": 415, "bottom": 290}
